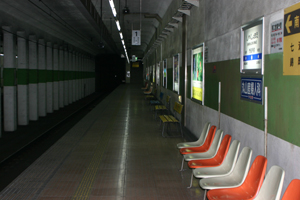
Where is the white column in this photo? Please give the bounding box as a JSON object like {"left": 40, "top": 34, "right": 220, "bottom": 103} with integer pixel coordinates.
{"left": 59, "top": 47, "right": 64, "bottom": 108}
{"left": 3, "top": 26, "right": 17, "bottom": 131}
{"left": 38, "top": 39, "right": 46, "bottom": 117}
{"left": 64, "top": 48, "right": 69, "bottom": 106}
{"left": 69, "top": 51, "right": 73, "bottom": 104}
{"left": 46, "top": 42, "right": 53, "bottom": 113}
{"left": 17, "top": 31, "right": 29, "bottom": 125}
{"left": 53, "top": 44, "right": 59, "bottom": 110}
{"left": 73, "top": 52, "right": 76, "bottom": 102}
{"left": 29, "top": 35, "right": 39, "bottom": 121}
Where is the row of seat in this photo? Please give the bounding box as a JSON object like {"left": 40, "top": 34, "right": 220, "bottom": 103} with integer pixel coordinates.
{"left": 177, "top": 122, "right": 300, "bottom": 200}
{"left": 142, "top": 84, "right": 183, "bottom": 138}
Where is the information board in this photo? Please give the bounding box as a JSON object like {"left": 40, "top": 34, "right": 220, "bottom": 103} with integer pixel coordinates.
{"left": 283, "top": 2, "right": 300, "bottom": 75}
{"left": 132, "top": 30, "right": 141, "bottom": 45}
{"left": 163, "top": 59, "right": 167, "bottom": 88}
{"left": 191, "top": 45, "right": 204, "bottom": 103}
{"left": 241, "top": 19, "right": 264, "bottom": 74}
{"left": 241, "top": 77, "right": 262, "bottom": 103}
{"left": 270, "top": 19, "right": 283, "bottom": 53}
{"left": 173, "top": 54, "right": 179, "bottom": 93}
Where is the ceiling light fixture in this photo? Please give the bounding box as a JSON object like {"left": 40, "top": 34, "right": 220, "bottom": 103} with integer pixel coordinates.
{"left": 109, "top": 0, "right": 117, "bottom": 17}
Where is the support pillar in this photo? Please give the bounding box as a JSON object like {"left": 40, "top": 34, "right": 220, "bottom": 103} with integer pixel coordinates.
{"left": 69, "top": 51, "right": 73, "bottom": 104}
{"left": 17, "top": 31, "right": 29, "bottom": 125}
{"left": 53, "top": 44, "right": 59, "bottom": 110}
{"left": 46, "top": 42, "right": 53, "bottom": 113}
{"left": 38, "top": 39, "right": 47, "bottom": 117}
{"left": 29, "top": 35, "right": 39, "bottom": 121}
{"left": 64, "top": 48, "right": 69, "bottom": 106}
{"left": 72, "top": 52, "right": 76, "bottom": 102}
{"left": 3, "top": 26, "right": 16, "bottom": 131}
{"left": 59, "top": 47, "right": 64, "bottom": 108}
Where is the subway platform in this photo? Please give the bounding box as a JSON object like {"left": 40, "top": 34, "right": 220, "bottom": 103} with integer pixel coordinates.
{"left": 0, "top": 84, "right": 204, "bottom": 200}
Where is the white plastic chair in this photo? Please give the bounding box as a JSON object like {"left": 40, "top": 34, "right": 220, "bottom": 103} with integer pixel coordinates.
{"left": 193, "top": 140, "right": 240, "bottom": 179}
{"left": 177, "top": 122, "right": 210, "bottom": 149}
{"left": 253, "top": 165, "right": 285, "bottom": 200}
{"left": 199, "top": 147, "right": 252, "bottom": 190}
{"left": 183, "top": 129, "right": 223, "bottom": 162}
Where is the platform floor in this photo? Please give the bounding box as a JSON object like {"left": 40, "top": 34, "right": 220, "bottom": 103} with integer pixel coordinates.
{"left": 0, "top": 84, "right": 204, "bottom": 200}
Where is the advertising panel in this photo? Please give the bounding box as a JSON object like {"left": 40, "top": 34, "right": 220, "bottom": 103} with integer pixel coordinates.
{"left": 156, "top": 63, "right": 160, "bottom": 86}
{"left": 163, "top": 59, "right": 167, "bottom": 88}
{"left": 153, "top": 65, "right": 155, "bottom": 83}
{"left": 241, "top": 19, "right": 264, "bottom": 74}
{"left": 173, "top": 54, "right": 179, "bottom": 93}
{"left": 191, "top": 45, "right": 204, "bottom": 103}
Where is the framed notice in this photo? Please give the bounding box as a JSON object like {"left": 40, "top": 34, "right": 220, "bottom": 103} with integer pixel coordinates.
{"left": 156, "top": 63, "right": 160, "bottom": 86}
{"left": 150, "top": 65, "right": 152, "bottom": 82}
{"left": 241, "top": 18, "right": 264, "bottom": 74}
{"left": 163, "top": 59, "right": 167, "bottom": 88}
{"left": 152, "top": 65, "right": 155, "bottom": 83}
{"left": 191, "top": 44, "right": 205, "bottom": 104}
{"left": 173, "top": 54, "right": 180, "bottom": 94}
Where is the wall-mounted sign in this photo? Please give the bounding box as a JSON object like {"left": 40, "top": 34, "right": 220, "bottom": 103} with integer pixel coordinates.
{"left": 173, "top": 54, "right": 180, "bottom": 94}
{"left": 132, "top": 30, "right": 141, "bottom": 45}
{"left": 270, "top": 19, "right": 283, "bottom": 53}
{"left": 283, "top": 2, "right": 300, "bottom": 75}
{"left": 241, "top": 77, "right": 262, "bottom": 103}
{"left": 156, "top": 63, "right": 160, "bottom": 86}
{"left": 163, "top": 59, "right": 167, "bottom": 88}
{"left": 241, "top": 18, "right": 264, "bottom": 74}
{"left": 191, "top": 44, "right": 204, "bottom": 103}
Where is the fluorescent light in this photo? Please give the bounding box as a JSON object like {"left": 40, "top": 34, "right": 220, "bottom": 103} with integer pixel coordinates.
{"left": 121, "top": 40, "right": 125, "bottom": 45}
{"left": 116, "top": 20, "right": 121, "bottom": 31}
{"left": 109, "top": 0, "right": 117, "bottom": 17}
{"left": 119, "top": 32, "right": 123, "bottom": 39}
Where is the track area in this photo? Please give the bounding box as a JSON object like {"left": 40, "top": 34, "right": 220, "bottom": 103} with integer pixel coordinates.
{"left": 0, "top": 92, "right": 109, "bottom": 192}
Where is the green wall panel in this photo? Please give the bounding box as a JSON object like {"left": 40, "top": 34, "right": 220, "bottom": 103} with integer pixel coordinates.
{"left": 29, "top": 69, "right": 38, "bottom": 84}
{"left": 205, "top": 59, "right": 264, "bottom": 131}
{"left": 17, "top": 69, "right": 28, "bottom": 85}
{"left": 3, "top": 68, "right": 15, "bottom": 86}
{"left": 264, "top": 52, "right": 300, "bottom": 146}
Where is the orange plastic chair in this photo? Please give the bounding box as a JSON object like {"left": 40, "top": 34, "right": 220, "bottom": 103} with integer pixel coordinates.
{"left": 179, "top": 125, "right": 217, "bottom": 171}
{"left": 281, "top": 179, "right": 300, "bottom": 200}
{"left": 186, "top": 134, "right": 231, "bottom": 188}
{"left": 206, "top": 155, "right": 268, "bottom": 200}
{"left": 180, "top": 126, "right": 217, "bottom": 155}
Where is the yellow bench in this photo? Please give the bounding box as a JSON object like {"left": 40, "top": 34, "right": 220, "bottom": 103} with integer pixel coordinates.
{"left": 159, "top": 101, "right": 183, "bottom": 137}
{"left": 154, "top": 95, "right": 170, "bottom": 119}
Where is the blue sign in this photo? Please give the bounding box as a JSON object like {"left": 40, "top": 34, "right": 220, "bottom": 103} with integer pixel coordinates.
{"left": 241, "top": 77, "right": 262, "bottom": 103}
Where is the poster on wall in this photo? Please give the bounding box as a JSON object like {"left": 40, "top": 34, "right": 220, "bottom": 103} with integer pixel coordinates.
{"left": 241, "top": 18, "right": 264, "bottom": 74}
{"left": 191, "top": 45, "right": 204, "bottom": 103}
{"left": 270, "top": 19, "right": 283, "bottom": 54}
{"left": 146, "top": 67, "right": 149, "bottom": 80}
{"left": 283, "top": 2, "right": 300, "bottom": 75}
{"left": 150, "top": 66, "right": 152, "bottom": 82}
{"left": 173, "top": 54, "right": 180, "bottom": 93}
{"left": 153, "top": 65, "right": 155, "bottom": 83}
{"left": 163, "top": 59, "right": 167, "bottom": 88}
{"left": 156, "top": 63, "right": 160, "bottom": 86}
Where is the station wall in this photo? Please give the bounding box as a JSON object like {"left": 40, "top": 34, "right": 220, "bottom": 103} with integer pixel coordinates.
{"left": 144, "top": 0, "right": 300, "bottom": 195}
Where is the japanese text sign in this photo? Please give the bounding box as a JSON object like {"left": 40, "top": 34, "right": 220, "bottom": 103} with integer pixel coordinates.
{"left": 241, "top": 77, "right": 262, "bottom": 103}
{"left": 284, "top": 2, "right": 300, "bottom": 75}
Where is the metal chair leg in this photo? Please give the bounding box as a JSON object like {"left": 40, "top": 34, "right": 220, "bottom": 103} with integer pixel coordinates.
{"left": 187, "top": 171, "right": 194, "bottom": 188}
{"left": 203, "top": 189, "right": 207, "bottom": 200}
{"left": 179, "top": 157, "right": 186, "bottom": 171}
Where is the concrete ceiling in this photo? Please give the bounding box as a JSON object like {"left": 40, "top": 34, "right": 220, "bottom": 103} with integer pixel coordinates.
{"left": 92, "top": 0, "right": 173, "bottom": 58}
{"left": 0, "top": 0, "right": 173, "bottom": 58}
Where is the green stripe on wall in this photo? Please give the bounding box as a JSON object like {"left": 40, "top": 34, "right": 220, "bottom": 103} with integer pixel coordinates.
{"left": 47, "top": 70, "right": 53, "bottom": 82}
{"left": 29, "top": 69, "right": 38, "bottom": 84}
{"left": 59, "top": 71, "right": 64, "bottom": 81}
{"left": 17, "top": 69, "right": 28, "bottom": 85}
{"left": 39, "top": 69, "right": 47, "bottom": 83}
{"left": 53, "top": 70, "right": 59, "bottom": 82}
{"left": 3, "top": 68, "right": 15, "bottom": 86}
